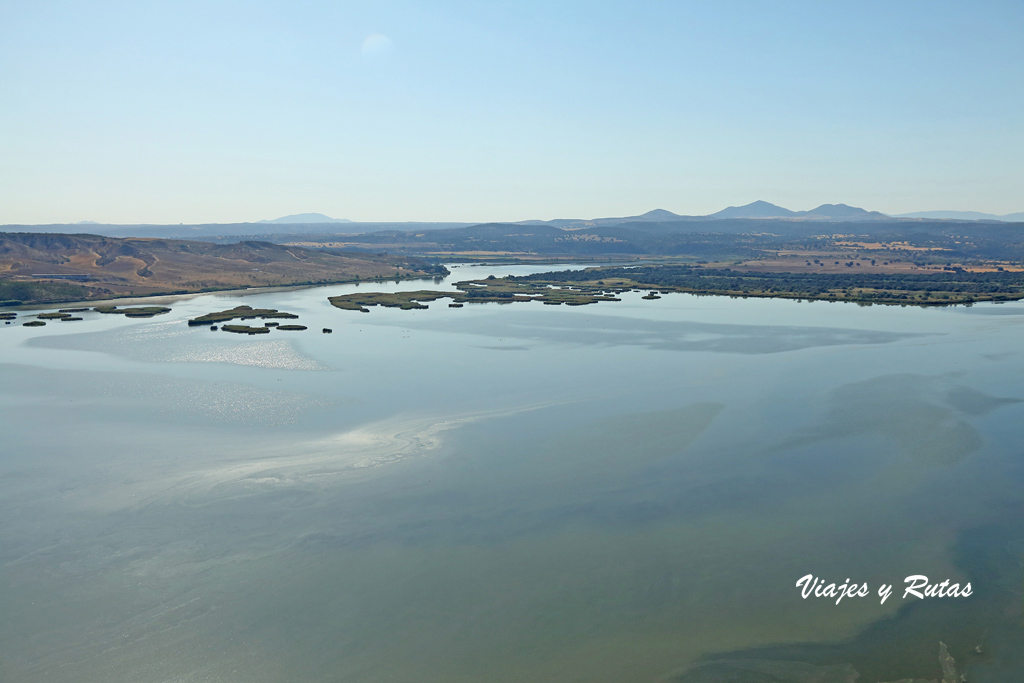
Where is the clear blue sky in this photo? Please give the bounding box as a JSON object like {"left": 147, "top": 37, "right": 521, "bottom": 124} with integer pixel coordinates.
{"left": 1, "top": 1, "right": 1021, "bottom": 224}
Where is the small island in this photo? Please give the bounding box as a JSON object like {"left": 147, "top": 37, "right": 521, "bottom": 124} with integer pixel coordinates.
{"left": 327, "top": 264, "right": 1024, "bottom": 313}
{"left": 94, "top": 305, "right": 172, "bottom": 318}
{"left": 188, "top": 305, "right": 298, "bottom": 326}
{"left": 35, "top": 311, "right": 85, "bottom": 322}
{"left": 328, "top": 277, "right": 622, "bottom": 312}
{"left": 221, "top": 324, "right": 271, "bottom": 335}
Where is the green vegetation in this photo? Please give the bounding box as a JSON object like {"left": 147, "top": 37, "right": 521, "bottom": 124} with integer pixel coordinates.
{"left": 0, "top": 313, "right": 15, "bottom": 320}
{"left": 328, "top": 290, "right": 449, "bottom": 311}
{"left": 188, "top": 305, "right": 296, "bottom": 326}
{"left": 221, "top": 324, "right": 270, "bottom": 334}
{"left": 94, "top": 305, "right": 172, "bottom": 317}
{"left": 513, "top": 265, "right": 1024, "bottom": 306}
{"left": 59, "top": 317, "right": 83, "bottom": 321}
{"left": 328, "top": 265, "right": 1024, "bottom": 314}
{"left": 276, "top": 324, "right": 308, "bottom": 331}
{"left": 58, "top": 307, "right": 89, "bottom": 313}
{"left": 22, "top": 320, "right": 45, "bottom": 327}
{"left": 37, "top": 312, "right": 73, "bottom": 319}
{"left": 0, "top": 280, "right": 93, "bottom": 306}
{"left": 328, "top": 280, "right": 622, "bottom": 312}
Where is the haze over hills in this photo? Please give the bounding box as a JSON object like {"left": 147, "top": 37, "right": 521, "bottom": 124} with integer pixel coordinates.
{"left": 6, "top": 205, "right": 1024, "bottom": 305}
{"left": 894, "top": 210, "right": 1024, "bottom": 222}
{"left": 710, "top": 201, "right": 889, "bottom": 221}
{"left": 258, "top": 213, "right": 352, "bottom": 224}
{"left": 0, "top": 221, "right": 474, "bottom": 239}
{"left": 525, "top": 201, "right": 899, "bottom": 227}
{"left": 3, "top": 202, "right": 1022, "bottom": 241}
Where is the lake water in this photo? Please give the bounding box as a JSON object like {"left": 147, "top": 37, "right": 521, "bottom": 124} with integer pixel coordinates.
{"left": 2, "top": 263, "right": 1024, "bottom": 682}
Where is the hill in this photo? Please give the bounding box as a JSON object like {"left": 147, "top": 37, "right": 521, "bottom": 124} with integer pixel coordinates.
{"left": 711, "top": 200, "right": 801, "bottom": 219}
{"left": 0, "top": 233, "right": 445, "bottom": 305}
{"left": 710, "top": 201, "right": 888, "bottom": 221}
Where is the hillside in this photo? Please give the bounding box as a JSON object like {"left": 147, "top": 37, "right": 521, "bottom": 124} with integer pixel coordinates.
{"left": 0, "top": 233, "right": 445, "bottom": 305}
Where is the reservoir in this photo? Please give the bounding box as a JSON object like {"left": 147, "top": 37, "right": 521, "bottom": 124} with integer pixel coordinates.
{"left": 1, "top": 263, "right": 1022, "bottom": 682}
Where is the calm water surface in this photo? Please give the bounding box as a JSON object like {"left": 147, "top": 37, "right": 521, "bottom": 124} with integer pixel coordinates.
{"left": 2, "top": 264, "right": 1023, "bottom": 682}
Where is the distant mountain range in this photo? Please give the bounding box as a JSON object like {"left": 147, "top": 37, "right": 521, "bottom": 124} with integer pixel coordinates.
{"left": 5, "top": 202, "right": 1022, "bottom": 241}
{"left": 549, "top": 201, "right": 1024, "bottom": 224}
{"left": 58, "top": 204, "right": 1024, "bottom": 229}
{"left": 258, "top": 213, "right": 351, "bottom": 224}
{"left": 893, "top": 210, "right": 1024, "bottom": 222}
{"left": 710, "top": 201, "right": 889, "bottom": 221}
{"left": 527, "top": 201, "right": 892, "bottom": 227}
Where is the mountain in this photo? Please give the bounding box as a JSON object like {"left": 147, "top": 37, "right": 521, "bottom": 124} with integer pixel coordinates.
{"left": 523, "top": 209, "right": 694, "bottom": 229}
{"left": 587, "top": 208, "right": 690, "bottom": 225}
{"left": 709, "top": 201, "right": 887, "bottom": 221}
{"left": 801, "top": 203, "right": 890, "bottom": 220}
{"left": 710, "top": 201, "right": 800, "bottom": 219}
{"left": 258, "top": 213, "right": 351, "bottom": 224}
{"left": 518, "top": 203, "right": 891, "bottom": 228}
{"left": 895, "top": 210, "right": 1024, "bottom": 222}
{"left": 627, "top": 209, "right": 684, "bottom": 221}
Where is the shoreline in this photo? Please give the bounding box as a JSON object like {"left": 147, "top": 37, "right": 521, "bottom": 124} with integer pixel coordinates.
{"left": 9, "top": 276, "right": 1023, "bottom": 315}
{"left": 0, "top": 273, "right": 448, "bottom": 313}
{"left": 8, "top": 260, "right": 1024, "bottom": 313}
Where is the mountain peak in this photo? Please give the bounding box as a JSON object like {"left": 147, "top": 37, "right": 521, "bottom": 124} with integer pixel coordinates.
{"left": 707, "top": 201, "right": 888, "bottom": 221}
{"left": 637, "top": 208, "right": 682, "bottom": 220}
{"left": 804, "top": 204, "right": 889, "bottom": 220}
{"left": 711, "top": 201, "right": 798, "bottom": 219}
{"left": 807, "top": 203, "right": 866, "bottom": 215}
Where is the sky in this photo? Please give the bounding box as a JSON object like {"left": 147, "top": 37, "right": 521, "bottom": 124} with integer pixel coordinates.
{"left": 1, "top": 0, "right": 1022, "bottom": 224}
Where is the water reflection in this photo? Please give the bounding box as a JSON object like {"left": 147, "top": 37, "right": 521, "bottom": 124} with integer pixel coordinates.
{"left": 1, "top": 281, "right": 1023, "bottom": 682}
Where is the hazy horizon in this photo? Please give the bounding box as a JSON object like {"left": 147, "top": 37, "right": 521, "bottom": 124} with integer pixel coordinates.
{"left": 2, "top": 1, "right": 1022, "bottom": 224}
{"left": 5, "top": 202, "right": 1024, "bottom": 228}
